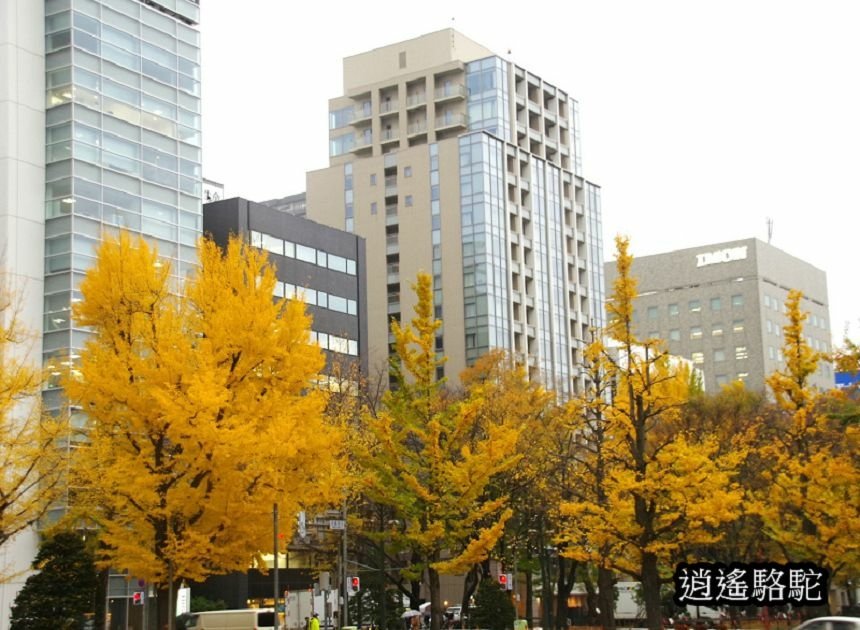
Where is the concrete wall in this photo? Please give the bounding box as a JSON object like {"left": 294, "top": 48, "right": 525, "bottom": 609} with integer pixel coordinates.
{"left": 0, "top": 1, "right": 45, "bottom": 627}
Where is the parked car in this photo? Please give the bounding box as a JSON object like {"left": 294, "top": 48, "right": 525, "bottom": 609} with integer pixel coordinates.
{"left": 445, "top": 607, "right": 462, "bottom": 623}
{"left": 793, "top": 617, "right": 860, "bottom": 630}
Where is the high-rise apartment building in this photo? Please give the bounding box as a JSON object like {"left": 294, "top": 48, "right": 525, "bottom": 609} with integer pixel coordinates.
{"left": 306, "top": 29, "right": 603, "bottom": 396}
{"left": 603, "top": 238, "right": 832, "bottom": 393}
{"left": 0, "top": 0, "right": 201, "bottom": 625}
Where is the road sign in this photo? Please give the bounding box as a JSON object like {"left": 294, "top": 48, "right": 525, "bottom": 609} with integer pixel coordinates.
{"left": 132, "top": 591, "right": 144, "bottom": 606}
{"left": 328, "top": 519, "right": 345, "bottom": 530}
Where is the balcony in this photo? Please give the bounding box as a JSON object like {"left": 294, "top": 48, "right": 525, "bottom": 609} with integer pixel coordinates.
{"left": 352, "top": 103, "right": 372, "bottom": 124}
{"left": 351, "top": 134, "right": 372, "bottom": 153}
{"left": 406, "top": 93, "right": 426, "bottom": 109}
{"left": 380, "top": 100, "right": 399, "bottom": 116}
{"left": 435, "top": 113, "right": 467, "bottom": 131}
{"left": 434, "top": 84, "right": 466, "bottom": 102}
{"left": 407, "top": 120, "right": 428, "bottom": 136}
{"left": 380, "top": 128, "right": 399, "bottom": 144}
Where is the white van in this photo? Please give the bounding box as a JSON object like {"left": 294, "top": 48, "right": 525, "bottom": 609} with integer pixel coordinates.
{"left": 187, "top": 608, "right": 277, "bottom": 630}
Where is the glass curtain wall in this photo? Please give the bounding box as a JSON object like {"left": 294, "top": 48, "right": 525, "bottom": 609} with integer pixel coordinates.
{"left": 460, "top": 132, "right": 509, "bottom": 366}
{"left": 42, "top": 0, "right": 202, "bottom": 522}
{"left": 466, "top": 56, "right": 510, "bottom": 142}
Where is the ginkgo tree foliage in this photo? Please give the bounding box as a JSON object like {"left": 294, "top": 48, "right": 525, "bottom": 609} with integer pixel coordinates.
{"left": 559, "top": 237, "right": 744, "bottom": 630}
{"left": 755, "top": 290, "right": 860, "bottom": 583}
{"left": 66, "top": 232, "right": 346, "bottom": 629}
{"left": 356, "top": 273, "right": 523, "bottom": 630}
{"left": 0, "top": 280, "right": 66, "bottom": 562}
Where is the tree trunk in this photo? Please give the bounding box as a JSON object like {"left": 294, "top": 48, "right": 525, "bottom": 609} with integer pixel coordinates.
{"left": 597, "top": 566, "right": 616, "bottom": 630}
{"left": 539, "top": 544, "right": 553, "bottom": 630}
{"left": 641, "top": 552, "right": 662, "bottom": 630}
{"left": 94, "top": 566, "right": 109, "bottom": 630}
{"left": 428, "top": 567, "right": 442, "bottom": 630}
{"left": 461, "top": 564, "right": 480, "bottom": 628}
{"left": 525, "top": 569, "right": 534, "bottom": 628}
{"left": 555, "top": 557, "right": 576, "bottom": 630}
{"left": 156, "top": 578, "right": 178, "bottom": 630}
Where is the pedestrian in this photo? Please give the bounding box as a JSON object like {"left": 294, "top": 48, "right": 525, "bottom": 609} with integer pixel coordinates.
{"left": 311, "top": 612, "right": 321, "bottom": 630}
{"left": 304, "top": 616, "right": 310, "bottom": 630}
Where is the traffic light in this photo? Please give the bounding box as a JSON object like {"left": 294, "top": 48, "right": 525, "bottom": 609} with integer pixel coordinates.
{"left": 132, "top": 591, "right": 144, "bottom": 606}
{"left": 498, "top": 573, "right": 508, "bottom": 589}
{"left": 349, "top": 576, "right": 360, "bottom": 594}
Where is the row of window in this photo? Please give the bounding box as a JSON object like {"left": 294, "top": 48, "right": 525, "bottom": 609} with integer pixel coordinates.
{"left": 249, "top": 230, "right": 357, "bottom": 276}
{"left": 762, "top": 294, "right": 828, "bottom": 330}
{"left": 690, "top": 346, "right": 749, "bottom": 364}
{"left": 274, "top": 283, "right": 358, "bottom": 317}
{"left": 648, "top": 295, "right": 744, "bottom": 318}
{"left": 657, "top": 321, "right": 746, "bottom": 341}
{"left": 309, "top": 331, "right": 358, "bottom": 357}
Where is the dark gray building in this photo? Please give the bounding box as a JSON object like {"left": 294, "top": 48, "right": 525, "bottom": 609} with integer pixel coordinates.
{"left": 604, "top": 238, "right": 832, "bottom": 393}
{"left": 204, "top": 197, "right": 367, "bottom": 377}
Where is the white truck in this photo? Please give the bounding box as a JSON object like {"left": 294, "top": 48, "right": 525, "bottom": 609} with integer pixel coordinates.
{"left": 187, "top": 607, "right": 277, "bottom": 630}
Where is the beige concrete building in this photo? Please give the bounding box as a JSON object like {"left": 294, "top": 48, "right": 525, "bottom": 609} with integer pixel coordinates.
{"left": 306, "top": 29, "right": 603, "bottom": 396}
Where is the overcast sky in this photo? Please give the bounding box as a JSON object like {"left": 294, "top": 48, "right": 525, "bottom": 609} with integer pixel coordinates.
{"left": 200, "top": 0, "right": 860, "bottom": 346}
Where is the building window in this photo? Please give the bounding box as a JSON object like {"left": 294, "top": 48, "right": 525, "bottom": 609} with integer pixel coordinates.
{"left": 732, "top": 320, "right": 744, "bottom": 333}
{"left": 737, "top": 372, "right": 749, "bottom": 383}
{"left": 370, "top": 173, "right": 377, "bottom": 186}
{"left": 371, "top": 202, "right": 377, "bottom": 215}
{"left": 732, "top": 294, "right": 744, "bottom": 308}
{"left": 768, "top": 346, "right": 775, "bottom": 360}
{"left": 716, "top": 374, "right": 728, "bottom": 387}
{"left": 648, "top": 331, "right": 659, "bottom": 340}
{"left": 405, "top": 195, "right": 413, "bottom": 207}
{"left": 669, "top": 329, "right": 681, "bottom": 341}
{"left": 404, "top": 166, "right": 412, "bottom": 178}
{"left": 647, "top": 305, "right": 658, "bottom": 320}
{"left": 691, "top": 352, "right": 704, "bottom": 364}
{"left": 689, "top": 299, "right": 701, "bottom": 313}
{"left": 668, "top": 303, "right": 679, "bottom": 316}
{"left": 710, "top": 297, "right": 721, "bottom": 311}
{"left": 714, "top": 349, "right": 726, "bottom": 362}
{"left": 766, "top": 319, "right": 773, "bottom": 334}
{"left": 735, "top": 346, "right": 749, "bottom": 360}
{"left": 690, "top": 326, "right": 703, "bottom": 340}
{"left": 712, "top": 324, "right": 723, "bottom": 337}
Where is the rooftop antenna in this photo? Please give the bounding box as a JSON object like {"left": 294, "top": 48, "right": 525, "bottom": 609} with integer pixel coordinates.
{"left": 766, "top": 217, "right": 773, "bottom": 244}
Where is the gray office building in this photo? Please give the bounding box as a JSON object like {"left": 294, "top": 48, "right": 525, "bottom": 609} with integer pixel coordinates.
{"left": 204, "top": 197, "right": 367, "bottom": 377}
{"left": 604, "top": 238, "right": 832, "bottom": 393}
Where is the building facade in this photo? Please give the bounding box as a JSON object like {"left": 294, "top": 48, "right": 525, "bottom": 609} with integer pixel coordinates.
{"left": 0, "top": 0, "right": 201, "bottom": 625}
{"left": 306, "top": 29, "right": 603, "bottom": 396}
{"left": 604, "top": 238, "right": 832, "bottom": 393}
{"left": 204, "top": 197, "right": 368, "bottom": 378}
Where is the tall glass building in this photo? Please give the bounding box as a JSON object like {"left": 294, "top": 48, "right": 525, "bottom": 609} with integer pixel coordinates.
{"left": 307, "top": 29, "right": 603, "bottom": 397}
{"left": 0, "top": 1, "right": 201, "bottom": 625}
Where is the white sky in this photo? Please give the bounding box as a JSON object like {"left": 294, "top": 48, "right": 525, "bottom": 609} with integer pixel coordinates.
{"left": 200, "top": 0, "right": 860, "bottom": 346}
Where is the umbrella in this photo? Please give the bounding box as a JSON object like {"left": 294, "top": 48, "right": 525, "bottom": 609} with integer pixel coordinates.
{"left": 401, "top": 610, "right": 421, "bottom": 619}
{"left": 419, "top": 603, "right": 431, "bottom": 613}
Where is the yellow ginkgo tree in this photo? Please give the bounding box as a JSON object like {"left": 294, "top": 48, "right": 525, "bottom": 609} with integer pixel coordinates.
{"left": 560, "top": 237, "right": 744, "bottom": 630}
{"left": 0, "top": 279, "right": 66, "bottom": 567}
{"left": 357, "top": 273, "right": 523, "bottom": 630}
{"left": 755, "top": 290, "right": 860, "bottom": 588}
{"left": 67, "top": 233, "right": 346, "bottom": 629}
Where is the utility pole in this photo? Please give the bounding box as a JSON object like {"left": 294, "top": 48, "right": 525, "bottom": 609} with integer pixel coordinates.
{"left": 342, "top": 503, "right": 349, "bottom": 627}
{"left": 274, "top": 503, "right": 280, "bottom": 627}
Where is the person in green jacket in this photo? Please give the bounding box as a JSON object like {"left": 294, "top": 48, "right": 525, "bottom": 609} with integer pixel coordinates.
{"left": 310, "top": 612, "right": 321, "bottom": 630}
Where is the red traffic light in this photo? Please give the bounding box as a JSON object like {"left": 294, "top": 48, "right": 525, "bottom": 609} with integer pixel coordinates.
{"left": 498, "top": 574, "right": 507, "bottom": 586}
{"left": 350, "top": 576, "right": 360, "bottom": 593}
{"left": 132, "top": 591, "right": 144, "bottom": 606}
